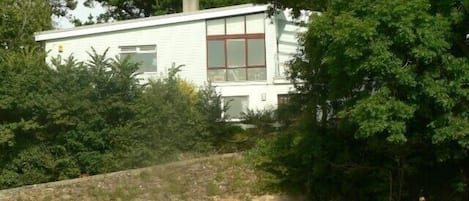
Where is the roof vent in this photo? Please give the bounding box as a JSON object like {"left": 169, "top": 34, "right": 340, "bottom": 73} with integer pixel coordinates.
{"left": 183, "top": 0, "right": 199, "bottom": 12}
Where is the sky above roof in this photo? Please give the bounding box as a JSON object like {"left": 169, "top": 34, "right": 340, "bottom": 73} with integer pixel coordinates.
{"left": 54, "top": 0, "right": 106, "bottom": 29}
{"left": 37, "top": 4, "right": 266, "bottom": 41}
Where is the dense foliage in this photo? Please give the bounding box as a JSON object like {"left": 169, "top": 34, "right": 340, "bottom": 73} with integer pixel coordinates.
{"left": 0, "top": 47, "right": 230, "bottom": 189}
{"left": 0, "top": 0, "right": 252, "bottom": 190}
{"left": 0, "top": 2, "right": 229, "bottom": 186}
{"left": 249, "top": 0, "right": 469, "bottom": 200}
{"left": 0, "top": 0, "right": 51, "bottom": 50}
{"left": 2, "top": 1, "right": 468, "bottom": 200}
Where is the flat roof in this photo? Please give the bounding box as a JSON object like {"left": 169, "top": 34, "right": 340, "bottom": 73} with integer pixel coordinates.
{"left": 35, "top": 4, "right": 268, "bottom": 41}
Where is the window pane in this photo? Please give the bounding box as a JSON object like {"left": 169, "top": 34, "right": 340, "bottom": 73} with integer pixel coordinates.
{"left": 227, "top": 39, "right": 246, "bottom": 68}
{"left": 135, "top": 53, "right": 157, "bottom": 72}
{"left": 247, "top": 67, "right": 266, "bottom": 80}
{"left": 247, "top": 39, "right": 265, "bottom": 66}
{"left": 120, "top": 53, "right": 131, "bottom": 59}
{"left": 246, "top": 13, "right": 265, "bottom": 33}
{"left": 207, "top": 18, "right": 225, "bottom": 35}
{"left": 226, "top": 16, "right": 245, "bottom": 34}
{"left": 227, "top": 68, "right": 246, "bottom": 81}
{"left": 208, "top": 69, "right": 226, "bottom": 82}
{"left": 119, "top": 46, "right": 137, "bottom": 52}
{"left": 224, "top": 96, "right": 249, "bottom": 119}
{"left": 278, "top": 94, "right": 290, "bottom": 105}
{"left": 121, "top": 53, "right": 157, "bottom": 72}
{"left": 139, "top": 45, "right": 156, "bottom": 51}
{"left": 207, "top": 40, "right": 225, "bottom": 68}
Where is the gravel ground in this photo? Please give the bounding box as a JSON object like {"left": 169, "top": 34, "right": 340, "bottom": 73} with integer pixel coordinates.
{"left": 0, "top": 153, "right": 303, "bottom": 201}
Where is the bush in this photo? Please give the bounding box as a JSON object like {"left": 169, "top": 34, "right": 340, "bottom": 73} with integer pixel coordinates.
{"left": 116, "top": 73, "right": 210, "bottom": 166}
{"left": 0, "top": 50, "right": 231, "bottom": 189}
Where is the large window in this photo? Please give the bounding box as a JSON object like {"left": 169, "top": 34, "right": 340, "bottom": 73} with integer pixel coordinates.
{"left": 223, "top": 96, "right": 249, "bottom": 119}
{"left": 206, "top": 13, "right": 266, "bottom": 82}
{"left": 119, "top": 45, "right": 157, "bottom": 73}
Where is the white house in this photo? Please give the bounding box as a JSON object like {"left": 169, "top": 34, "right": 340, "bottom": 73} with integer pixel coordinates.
{"left": 35, "top": 1, "right": 307, "bottom": 119}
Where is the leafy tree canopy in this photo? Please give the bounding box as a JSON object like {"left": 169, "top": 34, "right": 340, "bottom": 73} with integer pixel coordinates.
{"left": 250, "top": 0, "right": 469, "bottom": 200}
{"left": 0, "top": 1, "right": 51, "bottom": 50}
{"left": 0, "top": 0, "right": 80, "bottom": 50}
{"left": 84, "top": 0, "right": 256, "bottom": 21}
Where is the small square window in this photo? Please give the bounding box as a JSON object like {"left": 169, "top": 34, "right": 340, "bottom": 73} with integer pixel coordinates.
{"left": 224, "top": 96, "right": 249, "bottom": 119}
{"left": 277, "top": 94, "right": 291, "bottom": 105}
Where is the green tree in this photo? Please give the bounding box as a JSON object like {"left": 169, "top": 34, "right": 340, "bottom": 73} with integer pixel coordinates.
{"left": 0, "top": 0, "right": 81, "bottom": 188}
{"left": 114, "top": 64, "right": 215, "bottom": 168}
{"left": 0, "top": 48, "right": 57, "bottom": 188}
{"left": 250, "top": 0, "right": 469, "bottom": 200}
{"left": 46, "top": 49, "right": 143, "bottom": 175}
{"left": 0, "top": 45, "right": 230, "bottom": 189}
{"left": 84, "top": 0, "right": 253, "bottom": 21}
{"left": 0, "top": 0, "right": 51, "bottom": 50}
{"left": 0, "top": 0, "right": 80, "bottom": 50}
{"left": 0, "top": 0, "right": 237, "bottom": 189}
{"left": 0, "top": 48, "right": 144, "bottom": 188}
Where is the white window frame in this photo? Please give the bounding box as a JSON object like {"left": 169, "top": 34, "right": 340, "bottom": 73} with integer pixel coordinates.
{"left": 222, "top": 96, "right": 249, "bottom": 121}
{"left": 119, "top": 45, "right": 157, "bottom": 73}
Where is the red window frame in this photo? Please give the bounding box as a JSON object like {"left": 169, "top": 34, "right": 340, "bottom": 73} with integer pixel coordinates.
{"left": 206, "top": 15, "right": 266, "bottom": 82}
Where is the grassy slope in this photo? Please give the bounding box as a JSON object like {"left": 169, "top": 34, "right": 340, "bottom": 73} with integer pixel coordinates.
{"left": 0, "top": 153, "right": 279, "bottom": 201}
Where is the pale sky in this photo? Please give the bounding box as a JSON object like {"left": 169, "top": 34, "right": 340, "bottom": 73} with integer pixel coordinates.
{"left": 54, "top": 0, "right": 106, "bottom": 29}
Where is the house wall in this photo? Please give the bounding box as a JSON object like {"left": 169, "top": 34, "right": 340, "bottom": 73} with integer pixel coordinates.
{"left": 275, "top": 10, "right": 308, "bottom": 79}
{"left": 44, "top": 12, "right": 303, "bottom": 113}
{"left": 212, "top": 12, "right": 298, "bottom": 112}
{"left": 45, "top": 20, "right": 208, "bottom": 85}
